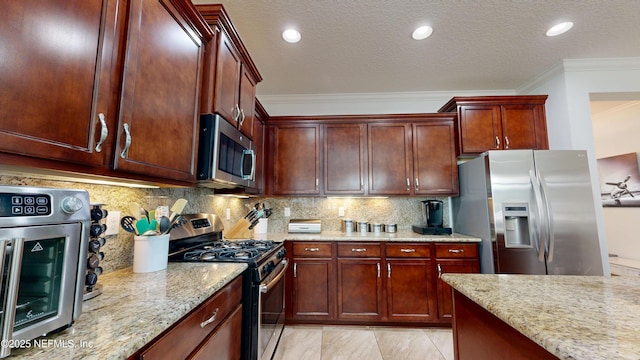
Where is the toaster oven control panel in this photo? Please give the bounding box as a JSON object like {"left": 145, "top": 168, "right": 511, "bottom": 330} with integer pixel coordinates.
{"left": 0, "top": 193, "right": 51, "bottom": 217}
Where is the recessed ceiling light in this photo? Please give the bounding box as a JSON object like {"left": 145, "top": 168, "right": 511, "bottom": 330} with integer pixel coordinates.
{"left": 412, "top": 25, "right": 433, "bottom": 40}
{"left": 546, "top": 22, "right": 574, "bottom": 37}
{"left": 282, "top": 29, "right": 301, "bottom": 43}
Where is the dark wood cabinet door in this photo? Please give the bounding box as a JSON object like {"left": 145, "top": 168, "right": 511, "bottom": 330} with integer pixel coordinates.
{"left": 337, "top": 259, "right": 384, "bottom": 320}
{"left": 386, "top": 260, "right": 436, "bottom": 322}
{"left": 368, "top": 123, "right": 412, "bottom": 195}
{"left": 436, "top": 259, "right": 479, "bottom": 321}
{"left": 458, "top": 105, "right": 502, "bottom": 155}
{"left": 114, "top": 0, "right": 204, "bottom": 182}
{"left": 188, "top": 305, "right": 242, "bottom": 360}
{"left": 324, "top": 124, "right": 367, "bottom": 195}
{"left": 272, "top": 125, "right": 321, "bottom": 195}
{"left": 501, "top": 104, "right": 548, "bottom": 150}
{"left": 237, "top": 67, "right": 256, "bottom": 138}
{"left": 292, "top": 260, "right": 336, "bottom": 321}
{"left": 413, "top": 121, "right": 459, "bottom": 195}
{"left": 0, "top": 0, "right": 119, "bottom": 166}
{"left": 214, "top": 29, "right": 241, "bottom": 126}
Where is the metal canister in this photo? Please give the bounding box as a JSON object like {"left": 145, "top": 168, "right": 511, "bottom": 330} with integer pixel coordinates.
{"left": 342, "top": 219, "right": 354, "bottom": 233}
{"left": 369, "top": 223, "right": 383, "bottom": 233}
{"left": 356, "top": 221, "right": 368, "bottom": 233}
{"left": 385, "top": 224, "right": 397, "bottom": 233}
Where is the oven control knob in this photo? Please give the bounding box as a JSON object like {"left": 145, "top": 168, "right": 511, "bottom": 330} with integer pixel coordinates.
{"left": 61, "top": 196, "right": 84, "bottom": 214}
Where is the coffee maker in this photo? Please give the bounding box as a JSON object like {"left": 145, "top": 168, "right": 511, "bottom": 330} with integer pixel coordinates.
{"left": 412, "top": 200, "right": 452, "bottom": 235}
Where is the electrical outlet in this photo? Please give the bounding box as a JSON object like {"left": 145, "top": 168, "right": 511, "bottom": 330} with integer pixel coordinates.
{"left": 338, "top": 207, "right": 345, "bottom": 217}
{"left": 105, "top": 211, "right": 120, "bottom": 236}
{"left": 226, "top": 208, "right": 231, "bottom": 220}
{"left": 284, "top": 207, "right": 290, "bottom": 217}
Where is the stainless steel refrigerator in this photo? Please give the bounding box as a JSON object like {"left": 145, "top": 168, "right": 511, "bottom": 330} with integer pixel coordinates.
{"left": 452, "top": 150, "right": 604, "bottom": 275}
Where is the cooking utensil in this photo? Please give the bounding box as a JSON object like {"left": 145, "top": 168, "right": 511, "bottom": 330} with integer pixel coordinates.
{"left": 136, "top": 218, "right": 158, "bottom": 235}
{"left": 121, "top": 216, "right": 138, "bottom": 234}
{"left": 161, "top": 215, "right": 183, "bottom": 235}
{"left": 129, "top": 202, "right": 142, "bottom": 219}
{"left": 169, "top": 198, "right": 188, "bottom": 221}
{"left": 159, "top": 216, "right": 171, "bottom": 233}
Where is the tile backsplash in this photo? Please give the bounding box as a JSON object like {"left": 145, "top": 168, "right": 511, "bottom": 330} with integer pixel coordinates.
{"left": 0, "top": 174, "right": 450, "bottom": 274}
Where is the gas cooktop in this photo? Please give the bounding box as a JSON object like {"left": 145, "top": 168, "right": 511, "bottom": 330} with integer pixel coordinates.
{"left": 182, "top": 240, "right": 276, "bottom": 262}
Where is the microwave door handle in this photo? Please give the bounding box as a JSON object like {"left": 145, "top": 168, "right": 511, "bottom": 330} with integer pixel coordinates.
{"left": 240, "top": 149, "right": 256, "bottom": 181}
{"left": 1, "top": 238, "right": 25, "bottom": 358}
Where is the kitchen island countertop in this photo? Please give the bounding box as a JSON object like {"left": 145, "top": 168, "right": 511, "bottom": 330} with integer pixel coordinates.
{"left": 11, "top": 262, "right": 247, "bottom": 360}
{"left": 258, "top": 230, "right": 480, "bottom": 243}
{"left": 441, "top": 273, "right": 640, "bottom": 360}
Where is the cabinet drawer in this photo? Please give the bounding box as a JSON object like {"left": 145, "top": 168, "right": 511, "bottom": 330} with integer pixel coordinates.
{"left": 337, "top": 243, "right": 381, "bottom": 257}
{"left": 140, "top": 275, "right": 243, "bottom": 360}
{"left": 435, "top": 243, "right": 478, "bottom": 259}
{"left": 292, "top": 242, "right": 333, "bottom": 257}
{"left": 386, "top": 243, "right": 431, "bottom": 258}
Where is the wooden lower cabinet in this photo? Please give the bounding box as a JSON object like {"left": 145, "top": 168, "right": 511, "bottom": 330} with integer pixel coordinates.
{"left": 337, "top": 258, "right": 385, "bottom": 320}
{"left": 286, "top": 241, "right": 479, "bottom": 325}
{"left": 132, "top": 275, "right": 243, "bottom": 360}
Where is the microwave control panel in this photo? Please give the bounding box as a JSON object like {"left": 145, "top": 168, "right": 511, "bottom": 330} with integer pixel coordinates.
{"left": 0, "top": 193, "right": 51, "bottom": 217}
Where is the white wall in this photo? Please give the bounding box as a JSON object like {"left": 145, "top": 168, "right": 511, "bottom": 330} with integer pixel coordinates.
{"left": 592, "top": 100, "right": 640, "bottom": 261}
{"left": 519, "top": 57, "right": 640, "bottom": 273}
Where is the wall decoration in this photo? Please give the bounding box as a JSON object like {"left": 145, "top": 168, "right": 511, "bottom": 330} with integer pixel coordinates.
{"left": 597, "top": 152, "right": 640, "bottom": 207}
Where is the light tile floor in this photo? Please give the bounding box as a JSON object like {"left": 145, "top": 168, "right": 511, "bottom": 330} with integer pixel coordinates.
{"left": 273, "top": 325, "right": 454, "bottom": 360}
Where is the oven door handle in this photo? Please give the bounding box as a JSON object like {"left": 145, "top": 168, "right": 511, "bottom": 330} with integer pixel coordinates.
{"left": 259, "top": 259, "right": 289, "bottom": 294}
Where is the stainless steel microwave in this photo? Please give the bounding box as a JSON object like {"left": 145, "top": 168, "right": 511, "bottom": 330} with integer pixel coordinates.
{"left": 197, "top": 114, "right": 256, "bottom": 189}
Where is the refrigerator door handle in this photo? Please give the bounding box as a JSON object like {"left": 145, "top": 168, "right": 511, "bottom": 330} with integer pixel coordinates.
{"left": 529, "top": 170, "right": 546, "bottom": 262}
{"left": 538, "top": 171, "right": 555, "bottom": 263}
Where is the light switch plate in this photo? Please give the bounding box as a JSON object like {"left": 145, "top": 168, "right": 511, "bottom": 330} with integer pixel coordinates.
{"left": 105, "top": 211, "right": 120, "bottom": 236}
{"left": 226, "top": 208, "right": 231, "bottom": 220}
{"left": 338, "top": 207, "right": 345, "bottom": 217}
{"left": 284, "top": 207, "right": 290, "bottom": 217}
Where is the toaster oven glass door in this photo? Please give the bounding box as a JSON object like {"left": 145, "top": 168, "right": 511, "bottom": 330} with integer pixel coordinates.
{"left": 0, "top": 223, "right": 81, "bottom": 344}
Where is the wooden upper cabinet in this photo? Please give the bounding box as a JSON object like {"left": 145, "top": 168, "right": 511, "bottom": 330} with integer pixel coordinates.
{"left": 113, "top": 0, "right": 208, "bottom": 183}
{"left": 413, "top": 120, "right": 459, "bottom": 195}
{"left": 270, "top": 124, "right": 321, "bottom": 195}
{"left": 368, "top": 123, "right": 412, "bottom": 195}
{"left": 238, "top": 67, "right": 257, "bottom": 138}
{"left": 324, "top": 124, "right": 367, "bottom": 195}
{"left": 213, "top": 29, "right": 242, "bottom": 126}
{"left": 439, "top": 95, "right": 548, "bottom": 156}
{"left": 197, "top": 4, "right": 262, "bottom": 139}
{"left": 0, "top": 0, "right": 120, "bottom": 167}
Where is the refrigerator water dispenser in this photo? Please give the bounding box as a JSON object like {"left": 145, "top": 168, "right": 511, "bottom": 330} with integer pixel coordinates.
{"left": 503, "top": 203, "right": 531, "bottom": 248}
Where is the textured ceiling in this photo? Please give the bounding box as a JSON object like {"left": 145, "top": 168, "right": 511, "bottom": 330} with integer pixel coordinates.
{"left": 191, "top": 0, "right": 640, "bottom": 97}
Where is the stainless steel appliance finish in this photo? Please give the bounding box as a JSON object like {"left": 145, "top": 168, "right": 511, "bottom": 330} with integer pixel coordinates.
{"left": 0, "top": 186, "right": 90, "bottom": 358}
{"left": 453, "top": 150, "right": 604, "bottom": 275}
{"left": 167, "top": 214, "right": 286, "bottom": 360}
{"left": 197, "top": 114, "right": 256, "bottom": 189}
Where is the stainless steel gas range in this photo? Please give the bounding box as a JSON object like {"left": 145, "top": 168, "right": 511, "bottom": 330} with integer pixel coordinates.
{"left": 168, "top": 214, "right": 287, "bottom": 360}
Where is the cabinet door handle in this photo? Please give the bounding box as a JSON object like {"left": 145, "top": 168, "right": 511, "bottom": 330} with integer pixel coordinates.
{"left": 95, "top": 113, "right": 108, "bottom": 152}
{"left": 239, "top": 109, "right": 246, "bottom": 127}
{"left": 400, "top": 248, "right": 416, "bottom": 253}
{"left": 377, "top": 263, "right": 380, "bottom": 278}
{"left": 437, "top": 263, "right": 442, "bottom": 278}
{"left": 120, "top": 123, "right": 131, "bottom": 159}
{"left": 504, "top": 136, "right": 510, "bottom": 149}
{"left": 351, "top": 248, "right": 367, "bottom": 252}
{"left": 406, "top": 178, "right": 410, "bottom": 191}
{"left": 387, "top": 263, "right": 391, "bottom": 278}
{"left": 449, "top": 249, "right": 464, "bottom": 253}
{"left": 293, "top": 263, "right": 297, "bottom": 277}
{"left": 304, "top": 247, "right": 320, "bottom": 252}
{"left": 315, "top": 178, "right": 319, "bottom": 190}
{"left": 495, "top": 136, "right": 500, "bottom": 149}
{"left": 200, "top": 308, "right": 219, "bottom": 328}
{"left": 415, "top": 178, "right": 419, "bottom": 191}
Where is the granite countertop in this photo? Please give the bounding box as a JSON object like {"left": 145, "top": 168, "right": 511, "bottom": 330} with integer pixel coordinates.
{"left": 441, "top": 273, "right": 640, "bottom": 360}
{"left": 11, "top": 262, "right": 247, "bottom": 360}
{"left": 256, "top": 231, "right": 480, "bottom": 243}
